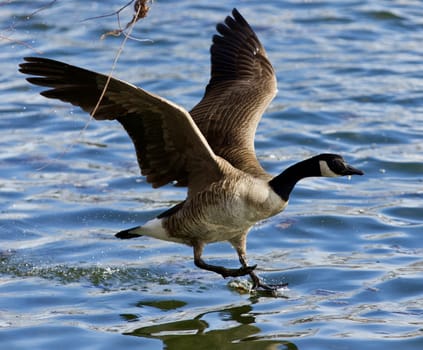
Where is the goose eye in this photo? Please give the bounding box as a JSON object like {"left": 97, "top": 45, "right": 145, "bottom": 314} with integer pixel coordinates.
{"left": 329, "top": 158, "right": 346, "bottom": 173}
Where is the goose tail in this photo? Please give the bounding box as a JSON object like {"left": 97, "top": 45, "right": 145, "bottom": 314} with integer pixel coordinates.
{"left": 115, "top": 226, "right": 143, "bottom": 239}
{"left": 114, "top": 218, "right": 178, "bottom": 242}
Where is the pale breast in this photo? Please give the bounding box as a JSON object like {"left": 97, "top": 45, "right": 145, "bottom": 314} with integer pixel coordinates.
{"left": 163, "top": 176, "right": 287, "bottom": 244}
{"left": 238, "top": 177, "right": 288, "bottom": 220}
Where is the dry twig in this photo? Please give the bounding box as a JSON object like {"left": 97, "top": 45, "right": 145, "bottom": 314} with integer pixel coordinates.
{"left": 83, "top": 0, "right": 151, "bottom": 39}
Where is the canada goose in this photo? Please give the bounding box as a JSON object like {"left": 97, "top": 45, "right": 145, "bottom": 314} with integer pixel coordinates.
{"left": 19, "top": 8, "right": 363, "bottom": 291}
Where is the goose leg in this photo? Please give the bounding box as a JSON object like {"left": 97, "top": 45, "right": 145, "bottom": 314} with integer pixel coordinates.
{"left": 237, "top": 253, "right": 260, "bottom": 287}
{"left": 229, "top": 237, "right": 272, "bottom": 290}
{"left": 237, "top": 253, "right": 270, "bottom": 290}
{"left": 193, "top": 243, "right": 256, "bottom": 278}
{"left": 234, "top": 243, "right": 288, "bottom": 293}
{"left": 240, "top": 254, "right": 288, "bottom": 292}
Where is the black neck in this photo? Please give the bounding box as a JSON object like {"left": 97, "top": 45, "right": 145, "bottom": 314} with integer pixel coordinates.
{"left": 269, "top": 157, "right": 321, "bottom": 201}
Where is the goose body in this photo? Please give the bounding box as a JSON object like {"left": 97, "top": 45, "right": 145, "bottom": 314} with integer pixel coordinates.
{"left": 19, "top": 9, "right": 363, "bottom": 291}
{"left": 129, "top": 172, "right": 287, "bottom": 246}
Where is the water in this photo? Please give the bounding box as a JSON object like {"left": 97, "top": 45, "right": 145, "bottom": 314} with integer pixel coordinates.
{"left": 1, "top": 0, "right": 422, "bottom": 349}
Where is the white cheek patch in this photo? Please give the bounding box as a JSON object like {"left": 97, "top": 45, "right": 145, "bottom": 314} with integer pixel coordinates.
{"left": 319, "top": 160, "right": 340, "bottom": 177}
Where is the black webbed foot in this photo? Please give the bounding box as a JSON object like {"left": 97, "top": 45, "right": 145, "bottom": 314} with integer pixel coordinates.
{"left": 249, "top": 271, "right": 288, "bottom": 296}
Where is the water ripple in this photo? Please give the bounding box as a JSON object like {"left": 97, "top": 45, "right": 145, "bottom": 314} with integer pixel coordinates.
{"left": 1, "top": 1, "right": 422, "bottom": 349}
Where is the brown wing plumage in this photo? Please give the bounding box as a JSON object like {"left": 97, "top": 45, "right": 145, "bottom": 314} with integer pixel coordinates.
{"left": 19, "top": 57, "right": 222, "bottom": 193}
{"left": 190, "top": 8, "right": 277, "bottom": 179}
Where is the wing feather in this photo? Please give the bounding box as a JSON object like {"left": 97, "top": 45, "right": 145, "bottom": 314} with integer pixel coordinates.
{"left": 20, "top": 57, "right": 223, "bottom": 193}
{"left": 190, "top": 8, "right": 277, "bottom": 179}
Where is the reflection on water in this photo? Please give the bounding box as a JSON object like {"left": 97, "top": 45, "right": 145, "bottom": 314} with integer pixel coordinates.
{"left": 123, "top": 304, "right": 297, "bottom": 350}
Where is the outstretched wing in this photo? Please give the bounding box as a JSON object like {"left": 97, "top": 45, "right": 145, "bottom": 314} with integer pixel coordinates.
{"left": 190, "top": 8, "right": 277, "bottom": 179}
{"left": 19, "top": 57, "right": 222, "bottom": 193}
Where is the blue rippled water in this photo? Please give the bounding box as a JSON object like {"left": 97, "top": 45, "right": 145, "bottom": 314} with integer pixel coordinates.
{"left": 1, "top": 1, "right": 422, "bottom": 349}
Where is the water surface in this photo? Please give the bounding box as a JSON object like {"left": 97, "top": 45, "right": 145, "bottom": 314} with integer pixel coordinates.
{"left": 1, "top": 1, "right": 422, "bottom": 349}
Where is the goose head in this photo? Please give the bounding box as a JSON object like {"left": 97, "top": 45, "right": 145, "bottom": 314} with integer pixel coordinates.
{"left": 316, "top": 153, "right": 364, "bottom": 177}
{"left": 269, "top": 153, "right": 364, "bottom": 201}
